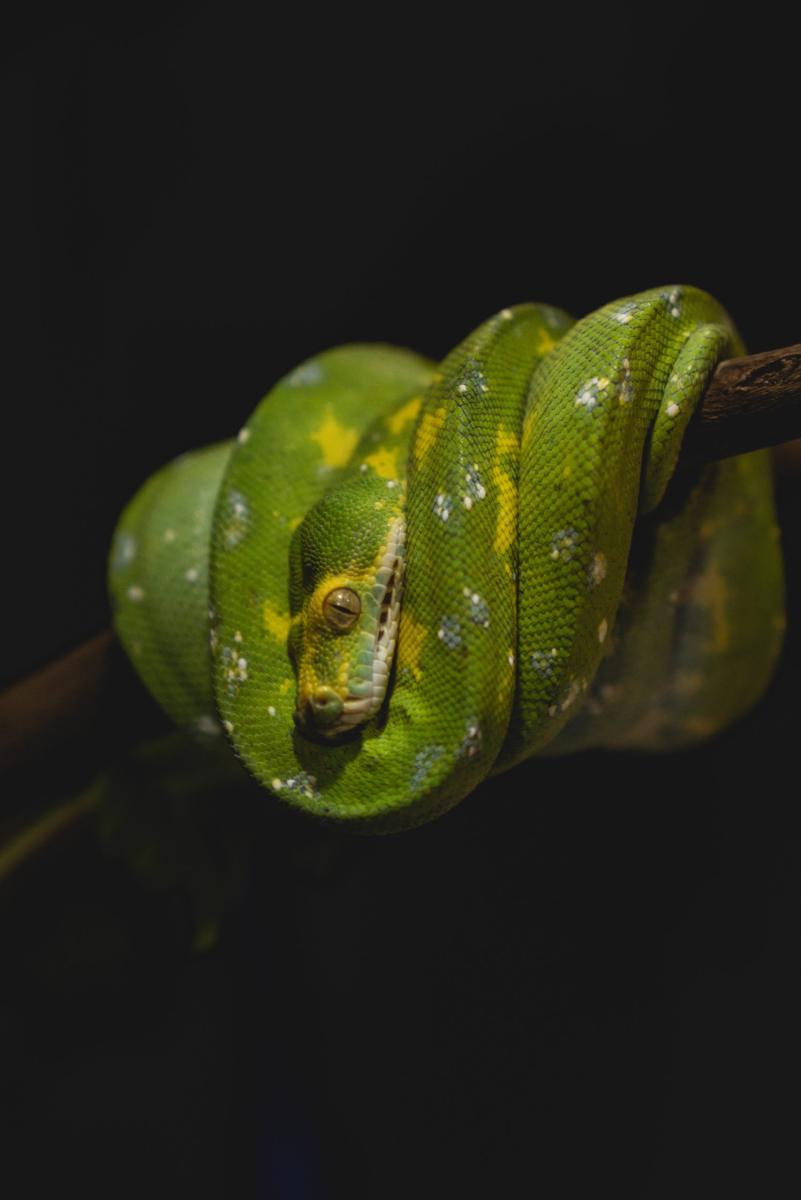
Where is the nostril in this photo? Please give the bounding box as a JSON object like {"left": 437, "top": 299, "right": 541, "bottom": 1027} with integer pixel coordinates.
{"left": 308, "top": 687, "right": 343, "bottom": 725}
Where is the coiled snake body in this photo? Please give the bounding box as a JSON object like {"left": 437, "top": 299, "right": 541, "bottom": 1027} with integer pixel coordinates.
{"left": 109, "top": 287, "right": 785, "bottom": 831}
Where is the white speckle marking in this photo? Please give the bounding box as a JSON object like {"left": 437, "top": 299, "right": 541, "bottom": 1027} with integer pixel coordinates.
{"left": 598, "top": 618, "right": 608, "bottom": 643}
{"left": 237, "top": 427, "right": 251, "bottom": 444}
{"left": 666, "top": 402, "right": 680, "bottom": 418}
{"left": 288, "top": 361, "right": 323, "bottom": 387}
{"left": 589, "top": 551, "right": 607, "bottom": 587}
{"left": 665, "top": 287, "right": 681, "bottom": 318}
{"left": 223, "top": 490, "right": 250, "bottom": 547}
{"left": 611, "top": 302, "right": 636, "bottom": 324}
{"left": 117, "top": 534, "right": 136, "bottom": 564}
{"left": 185, "top": 566, "right": 199, "bottom": 583}
{"left": 127, "top": 585, "right": 144, "bottom": 602}
{"left": 267, "top": 705, "right": 276, "bottom": 717}
{"left": 163, "top": 529, "right": 176, "bottom": 543}
{"left": 464, "top": 463, "right": 486, "bottom": 505}
{"left": 550, "top": 528, "right": 579, "bottom": 561}
{"left": 575, "top": 377, "right": 610, "bottom": 411}
{"left": 433, "top": 493, "right": 452, "bottom": 522}
{"left": 195, "top": 715, "right": 221, "bottom": 736}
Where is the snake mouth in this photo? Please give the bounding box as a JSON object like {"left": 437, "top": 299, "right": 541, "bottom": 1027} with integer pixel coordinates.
{"left": 296, "top": 519, "right": 405, "bottom": 740}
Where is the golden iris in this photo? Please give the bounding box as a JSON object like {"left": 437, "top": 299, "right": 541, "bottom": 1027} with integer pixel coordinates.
{"left": 323, "top": 587, "right": 361, "bottom": 630}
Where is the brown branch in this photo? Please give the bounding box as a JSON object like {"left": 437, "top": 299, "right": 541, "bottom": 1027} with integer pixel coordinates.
{"left": 0, "top": 630, "right": 114, "bottom": 773}
{"left": 689, "top": 342, "right": 801, "bottom": 463}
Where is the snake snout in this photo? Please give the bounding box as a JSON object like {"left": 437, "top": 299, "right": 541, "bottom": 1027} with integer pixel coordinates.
{"left": 301, "top": 686, "right": 344, "bottom": 730}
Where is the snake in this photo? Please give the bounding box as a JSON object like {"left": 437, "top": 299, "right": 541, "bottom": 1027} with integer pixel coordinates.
{"left": 108, "top": 286, "right": 786, "bottom": 832}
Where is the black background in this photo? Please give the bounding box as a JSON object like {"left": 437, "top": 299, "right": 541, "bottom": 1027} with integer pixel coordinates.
{"left": 2, "top": 4, "right": 799, "bottom": 1197}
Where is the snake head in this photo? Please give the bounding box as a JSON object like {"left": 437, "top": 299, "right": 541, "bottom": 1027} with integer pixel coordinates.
{"left": 289, "top": 473, "right": 406, "bottom": 739}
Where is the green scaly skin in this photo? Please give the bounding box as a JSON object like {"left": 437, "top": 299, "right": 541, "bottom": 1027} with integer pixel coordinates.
{"left": 108, "top": 287, "right": 785, "bottom": 832}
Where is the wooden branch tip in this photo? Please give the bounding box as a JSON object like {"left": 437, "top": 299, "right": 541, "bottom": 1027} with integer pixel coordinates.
{"left": 693, "top": 343, "right": 801, "bottom": 463}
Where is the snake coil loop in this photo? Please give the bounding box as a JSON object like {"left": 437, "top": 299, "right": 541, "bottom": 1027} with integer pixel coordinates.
{"left": 109, "top": 286, "right": 785, "bottom": 830}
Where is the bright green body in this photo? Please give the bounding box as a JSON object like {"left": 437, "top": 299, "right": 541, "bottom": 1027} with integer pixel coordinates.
{"left": 109, "top": 287, "right": 785, "bottom": 831}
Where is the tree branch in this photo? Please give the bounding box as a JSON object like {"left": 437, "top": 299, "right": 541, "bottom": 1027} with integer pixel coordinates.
{"left": 689, "top": 342, "right": 801, "bottom": 463}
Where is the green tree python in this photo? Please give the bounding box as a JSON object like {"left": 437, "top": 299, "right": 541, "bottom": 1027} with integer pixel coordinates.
{"left": 108, "top": 286, "right": 785, "bottom": 832}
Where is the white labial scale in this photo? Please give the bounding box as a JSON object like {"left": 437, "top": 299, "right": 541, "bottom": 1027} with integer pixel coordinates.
{"left": 370, "top": 517, "right": 405, "bottom": 713}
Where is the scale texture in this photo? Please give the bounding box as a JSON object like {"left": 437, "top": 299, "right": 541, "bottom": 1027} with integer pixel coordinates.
{"left": 108, "top": 287, "right": 785, "bottom": 831}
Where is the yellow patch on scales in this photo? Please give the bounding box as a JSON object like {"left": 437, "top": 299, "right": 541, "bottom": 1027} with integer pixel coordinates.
{"left": 536, "top": 326, "right": 559, "bottom": 355}
{"left": 263, "top": 603, "right": 291, "bottom": 642}
{"left": 413, "top": 406, "right": 447, "bottom": 464}
{"left": 491, "top": 427, "right": 519, "bottom": 555}
{"left": 310, "top": 408, "right": 359, "bottom": 469}
{"left": 387, "top": 395, "right": 422, "bottom": 435}
{"left": 363, "top": 446, "right": 399, "bottom": 479}
{"left": 397, "top": 610, "right": 428, "bottom": 682}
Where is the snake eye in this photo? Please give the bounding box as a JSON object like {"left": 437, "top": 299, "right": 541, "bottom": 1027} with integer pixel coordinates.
{"left": 323, "top": 587, "right": 361, "bottom": 630}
